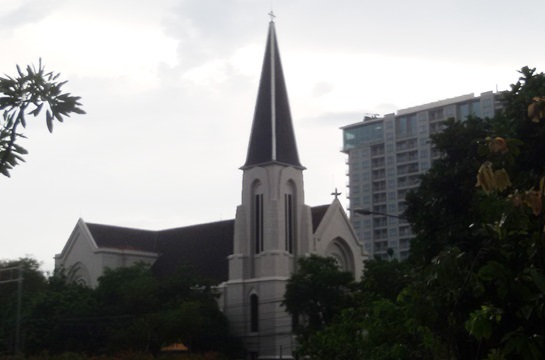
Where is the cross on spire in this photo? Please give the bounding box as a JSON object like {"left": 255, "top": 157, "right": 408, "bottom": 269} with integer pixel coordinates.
{"left": 331, "top": 188, "right": 341, "bottom": 199}
{"left": 268, "top": 11, "right": 276, "bottom": 22}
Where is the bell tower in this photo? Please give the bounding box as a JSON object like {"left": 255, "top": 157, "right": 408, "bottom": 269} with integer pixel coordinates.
{"left": 224, "top": 19, "right": 314, "bottom": 359}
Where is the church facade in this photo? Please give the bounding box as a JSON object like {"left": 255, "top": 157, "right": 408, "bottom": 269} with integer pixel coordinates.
{"left": 55, "top": 20, "right": 365, "bottom": 360}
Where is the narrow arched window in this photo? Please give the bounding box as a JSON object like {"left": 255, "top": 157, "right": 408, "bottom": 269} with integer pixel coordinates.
{"left": 250, "top": 294, "right": 259, "bottom": 332}
{"left": 285, "top": 193, "right": 294, "bottom": 253}
{"left": 254, "top": 194, "right": 264, "bottom": 253}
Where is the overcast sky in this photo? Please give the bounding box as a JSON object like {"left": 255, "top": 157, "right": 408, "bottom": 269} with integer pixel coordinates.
{"left": 1, "top": 0, "right": 544, "bottom": 272}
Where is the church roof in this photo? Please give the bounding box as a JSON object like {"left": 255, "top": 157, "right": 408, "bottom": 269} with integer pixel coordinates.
{"left": 85, "top": 220, "right": 233, "bottom": 283}
{"left": 84, "top": 205, "right": 329, "bottom": 284}
{"left": 152, "top": 220, "right": 234, "bottom": 283}
{"left": 243, "top": 21, "right": 303, "bottom": 169}
{"left": 86, "top": 222, "right": 158, "bottom": 252}
{"left": 311, "top": 204, "right": 330, "bottom": 232}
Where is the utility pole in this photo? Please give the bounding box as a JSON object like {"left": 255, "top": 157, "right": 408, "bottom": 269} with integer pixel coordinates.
{"left": 0, "top": 264, "right": 24, "bottom": 354}
{"left": 15, "top": 264, "right": 23, "bottom": 354}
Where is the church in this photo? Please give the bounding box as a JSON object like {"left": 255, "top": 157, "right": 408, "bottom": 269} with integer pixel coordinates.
{"left": 55, "top": 19, "right": 365, "bottom": 360}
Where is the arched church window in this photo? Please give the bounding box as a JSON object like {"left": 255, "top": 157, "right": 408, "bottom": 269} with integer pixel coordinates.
{"left": 254, "top": 194, "right": 264, "bottom": 253}
{"left": 285, "top": 193, "right": 294, "bottom": 253}
{"left": 325, "top": 238, "right": 355, "bottom": 275}
{"left": 250, "top": 294, "right": 259, "bottom": 332}
{"left": 284, "top": 181, "right": 296, "bottom": 254}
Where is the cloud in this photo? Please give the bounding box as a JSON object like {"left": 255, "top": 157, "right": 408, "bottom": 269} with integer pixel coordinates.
{"left": 312, "top": 82, "right": 334, "bottom": 97}
{"left": 0, "top": 0, "right": 63, "bottom": 30}
{"left": 163, "top": 1, "right": 266, "bottom": 69}
{"left": 301, "top": 111, "right": 367, "bottom": 128}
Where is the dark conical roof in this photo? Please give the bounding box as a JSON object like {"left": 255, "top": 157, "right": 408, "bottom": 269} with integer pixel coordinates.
{"left": 242, "top": 21, "right": 303, "bottom": 169}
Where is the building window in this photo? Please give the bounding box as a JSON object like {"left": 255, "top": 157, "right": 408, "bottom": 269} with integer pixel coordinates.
{"left": 459, "top": 103, "right": 470, "bottom": 120}
{"left": 386, "top": 144, "right": 394, "bottom": 153}
{"left": 445, "top": 105, "right": 455, "bottom": 118}
{"left": 250, "top": 294, "right": 259, "bottom": 332}
{"left": 285, "top": 194, "right": 294, "bottom": 253}
{"left": 421, "top": 161, "right": 430, "bottom": 171}
{"left": 396, "top": 115, "right": 417, "bottom": 137}
{"left": 386, "top": 119, "right": 394, "bottom": 129}
{"left": 420, "top": 148, "right": 429, "bottom": 158}
{"left": 429, "top": 108, "right": 444, "bottom": 121}
{"left": 255, "top": 194, "right": 264, "bottom": 253}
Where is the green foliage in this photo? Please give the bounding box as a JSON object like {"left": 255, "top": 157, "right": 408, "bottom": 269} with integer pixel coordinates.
{"left": 296, "top": 307, "right": 366, "bottom": 360}
{"left": 359, "top": 258, "right": 411, "bottom": 302}
{"left": 404, "top": 67, "right": 545, "bottom": 358}
{"left": 284, "top": 68, "right": 545, "bottom": 359}
{"left": 0, "top": 60, "right": 85, "bottom": 177}
{"left": 0, "top": 258, "right": 47, "bottom": 355}
{"left": 405, "top": 116, "right": 494, "bottom": 265}
{"left": 283, "top": 255, "right": 355, "bottom": 330}
{"left": 0, "top": 261, "right": 240, "bottom": 359}
{"left": 24, "top": 278, "right": 99, "bottom": 355}
{"left": 282, "top": 255, "right": 356, "bottom": 356}
{"left": 92, "top": 264, "right": 238, "bottom": 357}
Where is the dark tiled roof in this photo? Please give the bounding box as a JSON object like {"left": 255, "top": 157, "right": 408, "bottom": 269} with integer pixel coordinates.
{"left": 243, "top": 21, "right": 303, "bottom": 169}
{"left": 86, "top": 205, "right": 329, "bottom": 284}
{"left": 311, "top": 205, "right": 330, "bottom": 232}
{"left": 86, "top": 223, "right": 158, "bottom": 252}
{"left": 86, "top": 220, "right": 234, "bottom": 284}
{"left": 153, "top": 220, "right": 234, "bottom": 283}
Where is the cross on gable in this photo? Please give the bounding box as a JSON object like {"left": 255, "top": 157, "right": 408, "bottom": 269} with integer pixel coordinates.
{"left": 331, "top": 188, "right": 341, "bottom": 199}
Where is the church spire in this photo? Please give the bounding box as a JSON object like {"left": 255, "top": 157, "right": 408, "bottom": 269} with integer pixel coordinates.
{"left": 242, "top": 20, "right": 303, "bottom": 169}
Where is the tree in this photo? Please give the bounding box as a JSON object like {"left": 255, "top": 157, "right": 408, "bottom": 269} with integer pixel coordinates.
{"left": 283, "top": 68, "right": 545, "bottom": 359}
{"left": 402, "top": 67, "right": 545, "bottom": 359}
{"left": 23, "top": 269, "right": 99, "bottom": 355}
{"left": 0, "top": 257, "right": 47, "bottom": 355}
{"left": 288, "top": 257, "right": 427, "bottom": 360}
{"left": 404, "top": 116, "right": 495, "bottom": 265}
{"left": 359, "top": 257, "right": 411, "bottom": 302}
{"left": 282, "top": 255, "right": 356, "bottom": 357}
{"left": 94, "top": 263, "right": 241, "bottom": 357}
{"left": 0, "top": 60, "right": 85, "bottom": 177}
{"left": 461, "top": 68, "right": 545, "bottom": 358}
{"left": 0, "top": 261, "right": 241, "bottom": 358}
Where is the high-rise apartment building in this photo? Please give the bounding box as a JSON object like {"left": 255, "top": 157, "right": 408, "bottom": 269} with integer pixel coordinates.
{"left": 342, "top": 92, "right": 502, "bottom": 260}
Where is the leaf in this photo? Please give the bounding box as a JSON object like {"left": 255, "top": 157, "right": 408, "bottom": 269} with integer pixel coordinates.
{"left": 466, "top": 311, "right": 492, "bottom": 340}
{"left": 30, "top": 102, "right": 44, "bottom": 117}
{"left": 478, "top": 261, "right": 504, "bottom": 282}
{"left": 46, "top": 110, "right": 53, "bottom": 132}
{"left": 529, "top": 268, "right": 545, "bottom": 294}
{"left": 54, "top": 112, "right": 64, "bottom": 122}
{"left": 19, "top": 110, "right": 26, "bottom": 127}
{"left": 16, "top": 64, "right": 24, "bottom": 78}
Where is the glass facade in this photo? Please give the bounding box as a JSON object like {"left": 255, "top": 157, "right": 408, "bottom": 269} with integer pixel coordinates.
{"left": 343, "top": 121, "right": 384, "bottom": 151}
